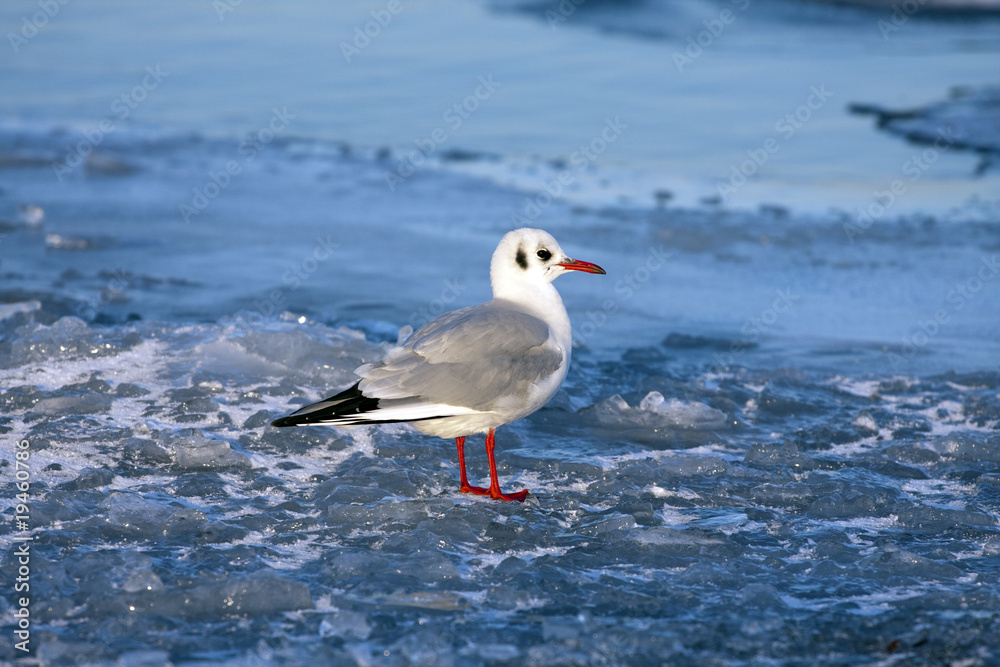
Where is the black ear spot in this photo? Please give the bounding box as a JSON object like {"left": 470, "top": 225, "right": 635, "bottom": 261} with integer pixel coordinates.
{"left": 515, "top": 246, "right": 527, "bottom": 270}
{"left": 536, "top": 248, "right": 551, "bottom": 261}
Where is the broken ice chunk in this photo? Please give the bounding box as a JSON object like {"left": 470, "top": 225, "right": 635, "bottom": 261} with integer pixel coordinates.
{"left": 172, "top": 435, "right": 251, "bottom": 471}
{"left": 594, "top": 391, "right": 728, "bottom": 430}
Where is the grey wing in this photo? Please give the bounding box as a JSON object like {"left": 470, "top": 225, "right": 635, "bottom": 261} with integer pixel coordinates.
{"left": 356, "top": 305, "right": 563, "bottom": 410}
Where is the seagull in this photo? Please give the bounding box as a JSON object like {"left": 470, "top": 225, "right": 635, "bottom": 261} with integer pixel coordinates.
{"left": 271, "top": 228, "right": 606, "bottom": 502}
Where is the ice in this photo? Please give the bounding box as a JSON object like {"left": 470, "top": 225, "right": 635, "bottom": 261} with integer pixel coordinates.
{"left": 807, "top": 491, "right": 895, "bottom": 519}
{"left": 318, "top": 609, "right": 371, "bottom": 641}
{"left": 169, "top": 434, "right": 252, "bottom": 472}
{"left": 5, "top": 316, "right": 142, "bottom": 367}
{"left": 167, "top": 386, "right": 221, "bottom": 415}
{"left": 985, "top": 537, "right": 1000, "bottom": 555}
{"left": 313, "top": 481, "right": 394, "bottom": 509}
{"left": 920, "top": 433, "right": 1000, "bottom": 472}
{"left": 108, "top": 553, "right": 165, "bottom": 594}
{"left": 25, "top": 490, "right": 94, "bottom": 527}
{"left": 757, "top": 382, "right": 823, "bottom": 417}
{"left": 323, "top": 550, "right": 391, "bottom": 582}
{"left": 27, "top": 394, "right": 113, "bottom": 418}
{"left": 884, "top": 444, "right": 941, "bottom": 466}
{"left": 593, "top": 391, "right": 728, "bottom": 430}
{"left": 740, "top": 583, "right": 786, "bottom": 610}
{"left": 44, "top": 233, "right": 100, "bottom": 250}
{"left": 0, "top": 299, "right": 41, "bottom": 321}
{"left": 116, "top": 382, "right": 149, "bottom": 398}
{"left": 35, "top": 641, "right": 105, "bottom": 667}
{"left": 113, "top": 650, "right": 173, "bottom": 667}
{"left": 640, "top": 391, "right": 730, "bottom": 428}
{"left": 122, "top": 437, "right": 172, "bottom": 464}
{"left": 122, "top": 570, "right": 165, "bottom": 594}
{"left": 0, "top": 384, "right": 47, "bottom": 411}
{"left": 578, "top": 513, "right": 638, "bottom": 536}
{"left": 582, "top": 391, "right": 731, "bottom": 448}
{"left": 85, "top": 151, "right": 136, "bottom": 176}
{"left": 368, "top": 591, "right": 470, "bottom": 612}
{"left": 853, "top": 85, "right": 1000, "bottom": 158}
{"left": 629, "top": 526, "right": 734, "bottom": 553}
{"left": 748, "top": 483, "right": 818, "bottom": 510}
{"left": 963, "top": 390, "right": 1000, "bottom": 426}
{"left": 744, "top": 443, "right": 815, "bottom": 472}
{"left": 896, "top": 506, "right": 997, "bottom": 532}
{"left": 485, "top": 584, "right": 538, "bottom": 611}
{"left": 97, "top": 492, "right": 248, "bottom": 544}
{"left": 866, "top": 459, "right": 927, "bottom": 481}
{"left": 650, "top": 454, "right": 731, "bottom": 479}
{"left": 2, "top": 95, "right": 1000, "bottom": 665}
{"left": 101, "top": 492, "right": 206, "bottom": 536}
{"left": 398, "top": 550, "right": 461, "bottom": 584}
{"left": 126, "top": 571, "right": 313, "bottom": 619}
{"left": 953, "top": 436, "right": 1000, "bottom": 463}
{"left": 232, "top": 326, "right": 374, "bottom": 387}
{"left": 60, "top": 466, "right": 116, "bottom": 490}
{"left": 17, "top": 204, "right": 45, "bottom": 225}
{"left": 387, "top": 631, "right": 458, "bottom": 666}
{"left": 473, "top": 644, "right": 521, "bottom": 661}
{"left": 852, "top": 412, "right": 879, "bottom": 434}
{"left": 857, "top": 546, "right": 963, "bottom": 581}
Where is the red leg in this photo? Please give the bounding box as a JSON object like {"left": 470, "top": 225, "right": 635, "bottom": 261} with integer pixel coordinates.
{"left": 484, "top": 428, "right": 529, "bottom": 502}
{"left": 456, "top": 436, "right": 489, "bottom": 496}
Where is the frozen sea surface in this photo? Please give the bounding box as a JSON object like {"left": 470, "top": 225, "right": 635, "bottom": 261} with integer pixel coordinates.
{"left": 1, "top": 298, "right": 1000, "bottom": 665}
{"left": 1, "top": 128, "right": 999, "bottom": 663}
{"left": 2, "top": 0, "right": 1000, "bottom": 665}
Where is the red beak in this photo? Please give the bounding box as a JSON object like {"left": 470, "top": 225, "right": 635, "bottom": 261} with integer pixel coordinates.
{"left": 557, "top": 258, "right": 606, "bottom": 275}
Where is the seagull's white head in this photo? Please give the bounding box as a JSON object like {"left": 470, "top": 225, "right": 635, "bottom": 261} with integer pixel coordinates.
{"left": 490, "top": 228, "right": 605, "bottom": 303}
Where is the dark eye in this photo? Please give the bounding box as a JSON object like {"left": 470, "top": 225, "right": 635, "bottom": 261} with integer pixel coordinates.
{"left": 536, "top": 249, "right": 551, "bottom": 261}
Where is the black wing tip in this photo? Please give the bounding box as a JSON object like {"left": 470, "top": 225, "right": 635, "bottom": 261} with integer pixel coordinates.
{"left": 269, "top": 382, "right": 374, "bottom": 428}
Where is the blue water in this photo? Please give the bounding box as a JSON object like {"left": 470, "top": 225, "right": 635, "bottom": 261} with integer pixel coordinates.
{"left": 2, "top": 1, "right": 1000, "bottom": 665}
